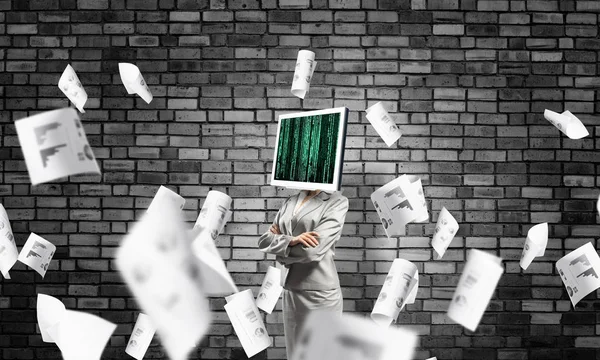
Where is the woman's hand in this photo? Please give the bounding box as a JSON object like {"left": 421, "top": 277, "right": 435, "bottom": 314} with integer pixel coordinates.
{"left": 269, "top": 224, "right": 281, "bottom": 235}
{"left": 290, "top": 232, "right": 319, "bottom": 247}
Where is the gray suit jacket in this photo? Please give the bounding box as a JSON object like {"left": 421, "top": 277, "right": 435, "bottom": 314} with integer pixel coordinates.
{"left": 258, "top": 191, "right": 349, "bottom": 291}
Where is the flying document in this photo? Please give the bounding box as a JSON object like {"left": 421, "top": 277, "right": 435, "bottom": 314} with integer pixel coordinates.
{"left": 58, "top": 64, "right": 88, "bottom": 113}
{"left": 365, "top": 102, "right": 402, "bottom": 147}
{"left": 371, "top": 258, "right": 419, "bottom": 327}
{"left": 0, "top": 204, "right": 18, "bottom": 279}
{"left": 543, "top": 109, "right": 589, "bottom": 139}
{"left": 126, "top": 313, "right": 157, "bottom": 360}
{"left": 17, "top": 233, "right": 56, "bottom": 278}
{"left": 291, "top": 50, "right": 317, "bottom": 99}
{"left": 447, "top": 249, "right": 504, "bottom": 332}
{"left": 556, "top": 242, "right": 600, "bottom": 307}
{"left": 37, "top": 294, "right": 116, "bottom": 360}
{"left": 116, "top": 204, "right": 211, "bottom": 360}
{"left": 291, "top": 310, "right": 417, "bottom": 360}
{"left": 224, "top": 289, "right": 272, "bottom": 358}
{"left": 371, "top": 174, "right": 428, "bottom": 238}
{"left": 256, "top": 266, "right": 283, "bottom": 314}
{"left": 15, "top": 108, "right": 100, "bottom": 186}
{"left": 431, "top": 207, "right": 459, "bottom": 259}
{"left": 119, "top": 63, "right": 153, "bottom": 104}
{"left": 147, "top": 186, "right": 185, "bottom": 213}
{"left": 192, "top": 190, "right": 237, "bottom": 296}
{"left": 520, "top": 222, "right": 548, "bottom": 270}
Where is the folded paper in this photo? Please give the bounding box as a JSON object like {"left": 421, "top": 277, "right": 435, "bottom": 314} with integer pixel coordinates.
{"left": 17, "top": 233, "right": 56, "bottom": 278}
{"left": 431, "top": 207, "right": 459, "bottom": 259}
{"left": 58, "top": 64, "right": 88, "bottom": 113}
{"left": 0, "top": 204, "right": 18, "bottom": 279}
{"left": 15, "top": 108, "right": 100, "bottom": 186}
{"left": 371, "top": 259, "right": 419, "bottom": 327}
{"left": 119, "top": 63, "right": 153, "bottom": 104}
{"left": 37, "top": 294, "right": 116, "bottom": 360}
{"left": 556, "top": 242, "right": 600, "bottom": 307}
{"left": 116, "top": 204, "right": 211, "bottom": 360}
{"left": 126, "top": 313, "right": 156, "bottom": 360}
{"left": 224, "top": 289, "right": 272, "bottom": 358}
{"left": 543, "top": 109, "right": 589, "bottom": 139}
{"left": 447, "top": 249, "right": 504, "bottom": 332}
{"left": 147, "top": 186, "right": 185, "bottom": 213}
{"left": 191, "top": 191, "right": 237, "bottom": 296}
{"left": 291, "top": 50, "right": 317, "bottom": 99}
{"left": 365, "top": 102, "right": 402, "bottom": 147}
{"left": 291, "top": 310, "right": 417, "bottom": 360}
{"left": 371, "top": 175, "right": 428, "bottom": 238}
{"left": 520, "top": 222, "right": 548, "bottom": 270}
{"left": 256, "top": 266, "right": 283, "bottom": 314}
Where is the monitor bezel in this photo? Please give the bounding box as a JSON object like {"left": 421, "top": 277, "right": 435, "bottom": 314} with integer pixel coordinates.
{"left": 270, "top": 107, "right": 348, "bottom": 192}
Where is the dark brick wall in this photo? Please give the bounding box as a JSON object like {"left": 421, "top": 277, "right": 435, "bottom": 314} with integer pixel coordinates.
{"left": 1, "top": 0, "right": 600, "bottom": 359}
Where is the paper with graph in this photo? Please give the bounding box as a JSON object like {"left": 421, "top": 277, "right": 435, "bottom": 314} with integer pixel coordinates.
{"left": 543, "top": 109, "right": 589, "bottom": 139}
{"left": 0, "top": 204, "right": 18, "bottom": 279}
{"left": 447, "top": 249, "right": 504, "bottom": 332}
{"left": 371, "top": 259, "right": 419, "bottom": 327}
{"left": 17, "top": 233, "right": 56, "bottom": 278}
{"left": 224, "top": 289, "right": 272, "bottom": 358}
{"left": 147, "top": 186, "right": 185, "bottom": 213}
{"left": 520, "top": 223, "right": 548, "bottom": 270}
{"left": 371, "top": 175, "right": 428, "bottom": 238}
{"left": 291, "top": 50, "right": 316, "bottom": 99}
{"left": 15, "top": 108, "right": 100, "bottom": 186}
{"left": 256, "top": 266, "right": 283, "bottom": 314}
{"left": 119, "top": 63, "right": 153, "bottom": 104}
{"left": 37, "top": 294, "right": 116, "bottom": 360}
{"left": 126, "top": 313, "right": 156, "bottom": 360}
{"left": 365, "top": 102, "right": 402, "bottom": 147}
{"left": 116, "top": 205, "right": 211, "bottom": 360}
{"left": 431, "top": 207, "right": 459, "bottom": 259}
{"left": 556, "top": 242, "right": 600, "bottom": 306}
{"left": 58, "top": 64, "right": 88, "bottom": 113}
{"left": 291, "top": 310, "right": 417, "bottom": 360}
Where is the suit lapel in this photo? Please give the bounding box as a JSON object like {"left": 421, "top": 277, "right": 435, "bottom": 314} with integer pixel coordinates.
{"left": 291, "top": 191, "right": 330, "bottom": 233}
{"left": 281, "top": 193, "right": 298, "bottom": 235}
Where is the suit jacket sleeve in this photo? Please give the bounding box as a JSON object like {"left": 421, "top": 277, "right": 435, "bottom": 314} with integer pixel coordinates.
{"left": 258, "top": 198, "right": 294, "bottom": 257}
{"left": 278, "top": 195, "right": 349, "bottom": 265}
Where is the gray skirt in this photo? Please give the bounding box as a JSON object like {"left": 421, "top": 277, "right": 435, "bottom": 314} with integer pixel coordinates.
{"left": 283, "top": 287, "right": 343, "bottom": 359}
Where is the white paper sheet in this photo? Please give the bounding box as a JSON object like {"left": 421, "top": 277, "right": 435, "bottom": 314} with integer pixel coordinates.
{"left": 291, "top": 50, "right": 317, "bottom": 99}
{"left": 118, "top": 63, "right": 153, "bottom": 104}
{"left": 37, "top": 293, "right": 66, "bottom": 343}
{"left": 224, "top": 289, "right": 272, "bottom": 358}
{"left": 58, "top": 64, "right": 88, "bottom": 113}
{"left": 556, "top": 242, "right": 600, "bottom": 307}
{"left": 543, "top": 109, "right": 589, "bottom": 139}
{"left": 431, "top": 207, "right": 459, "bottom": 259}
{"left": 37, "top": 294, "right": 116, "bottom": 360}
{"left": 147, "top": 186, "right": 185, "bottom": 213}
{"left": 365, "top": 102, "right": 402, "bottom": 147}
{"left": 371, "top": 259, "right": 418, "bottom": 327}
{"left": 371, "top": 175, "right": 428, "bottom": 238}
{"left": 17, "top": 233, "right": 56, "bottom": 278}
{"left": 425, "top": 358, "right": 438, "bottom": 360}
{"left": 15, "top": 108, "right": 100, "bottom": 186}
{"left": 194, "top": 190, "right": 232, "bottom": 238}
{"left": 126, "top": 313, "right": 156, "bottom": 360}
{"left": 0, "top": 204, "right": 18, "bottom": 279}
{"left": 520, "top": 222, "right": 548, "bottom": 270}
{"left": 256, "top": 266, "right": 283, "bottom": 314}
{"left": 447, "top": 249, "right": 504, "bottom": 332}
{"left": 291, "top": 310, "right": 417, "bottom": 360}
{"left": 116, "top": 205, "right": 211, "bottom": 360}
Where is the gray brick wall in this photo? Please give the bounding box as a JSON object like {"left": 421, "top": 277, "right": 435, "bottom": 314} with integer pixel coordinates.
{"left": 1, "top": 0, "right": 600, "bottom": 359}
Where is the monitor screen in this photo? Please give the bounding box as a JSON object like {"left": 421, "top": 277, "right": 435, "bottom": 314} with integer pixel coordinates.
{"left": 271, "top": 107, "right": 348, "bottom": 192}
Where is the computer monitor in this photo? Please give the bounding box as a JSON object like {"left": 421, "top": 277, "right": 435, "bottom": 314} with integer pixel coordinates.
{"left": 271, "top": 107, "right": 348, "bottom": 192}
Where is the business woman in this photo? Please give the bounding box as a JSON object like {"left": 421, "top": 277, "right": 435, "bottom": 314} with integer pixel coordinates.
{"left": 258, "top": 189, "right": 349, "bottom": 359}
